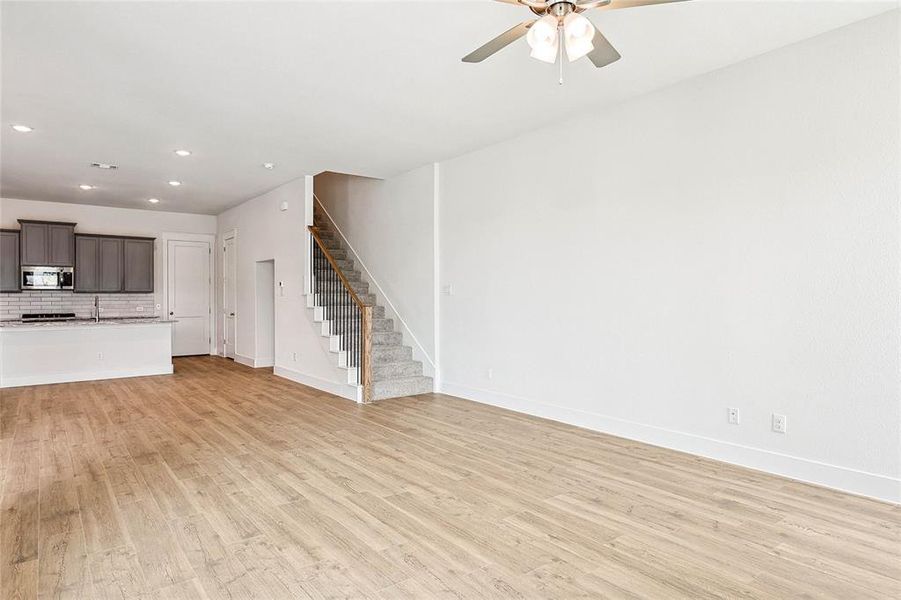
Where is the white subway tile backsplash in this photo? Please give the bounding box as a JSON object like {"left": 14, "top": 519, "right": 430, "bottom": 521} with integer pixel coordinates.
{"left": 0, "top": 291, "right": 155, "bottom": 320}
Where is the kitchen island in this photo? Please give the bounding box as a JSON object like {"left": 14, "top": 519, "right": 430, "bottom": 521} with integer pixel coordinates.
{"left": 0, "top": 317, "right": 175, "bottom": 387}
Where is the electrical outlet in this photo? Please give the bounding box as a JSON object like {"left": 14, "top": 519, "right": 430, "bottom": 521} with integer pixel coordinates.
{"left": 97, "top": 352, "right": 103, "bottom": 360}
{"left": 442, "top": 284, "right": 453, "bottom": 296}
{"left": 136, "top": 306, "right": 144, "bottom": 312}
{"left": 728, "top": 407, "right": 740, "bottom": 425}
{"left": 772, "top": 413, "right": 787, "bottom": 434}
{"left": 292, "top": 352, "right": 298, "bottom": 362}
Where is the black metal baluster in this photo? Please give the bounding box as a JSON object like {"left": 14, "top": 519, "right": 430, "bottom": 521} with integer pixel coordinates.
{"left": 328, "top": 263, "right": 337, "bottom": 333}
{"left": 342, "top": 287, "right": 347, "bottom": 365}
{"left": 356, "top": 305, "right": 361, "bottom": 382}
{"left": 355, "top": 304, "right": 359, "bottom": 375}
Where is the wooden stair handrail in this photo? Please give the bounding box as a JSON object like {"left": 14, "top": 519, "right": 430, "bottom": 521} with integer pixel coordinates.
{"left": 308, "top": 225, "right": 373, "bottom": 403}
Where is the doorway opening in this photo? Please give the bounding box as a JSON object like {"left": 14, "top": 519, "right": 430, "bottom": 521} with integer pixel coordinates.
{"left": 255, "top": 259, "right": 275, "bottom": 368}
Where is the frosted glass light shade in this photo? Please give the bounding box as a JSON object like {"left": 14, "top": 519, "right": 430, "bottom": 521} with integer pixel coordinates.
{"left": 527, "top": 15, "right": 559, "bottom": 63}
{"left": 563, "top": 13, "right": 595, "bottom": 61}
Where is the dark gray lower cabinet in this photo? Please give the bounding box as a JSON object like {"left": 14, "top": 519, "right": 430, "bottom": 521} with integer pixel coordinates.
{"left": 0, "top": 230, "right": 20, "bottom": 292}
{"left": 123, "top": 239, "right": 154, "bottom": 292}
{"left": 76, "top": 235, "right": 153, "bottom": 293}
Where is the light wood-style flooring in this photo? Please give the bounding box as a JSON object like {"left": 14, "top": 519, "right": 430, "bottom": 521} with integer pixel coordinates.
{"left": 1, "top": 356, "right": 898, "bottom": 599}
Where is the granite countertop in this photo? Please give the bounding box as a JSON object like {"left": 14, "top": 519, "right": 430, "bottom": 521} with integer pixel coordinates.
{"left": 0, "top": 316, "right": 177, "bottom": 330}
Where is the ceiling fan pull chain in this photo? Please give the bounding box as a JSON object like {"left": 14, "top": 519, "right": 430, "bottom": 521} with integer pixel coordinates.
{"left": 558, "top": 25, "right": 564, "bottom": 85}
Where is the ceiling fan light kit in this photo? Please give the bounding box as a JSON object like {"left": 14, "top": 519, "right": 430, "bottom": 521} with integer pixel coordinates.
{"left": 463, "top": 0, "right": 690, "bottom": 77}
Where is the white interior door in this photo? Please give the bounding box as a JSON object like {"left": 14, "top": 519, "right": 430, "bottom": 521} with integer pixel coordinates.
{"left": 223, "top": 235, "right": 237, "bottom": 359}
{"left": 167, "top": 240, "right": 211, "bottom": 356}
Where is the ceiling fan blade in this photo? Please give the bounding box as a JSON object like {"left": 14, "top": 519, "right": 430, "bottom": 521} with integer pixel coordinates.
{"left": 462, "top": 21, "right": 534, "bottom": 63}
{"left": 575, "top": 0, "right": 613, "bottom": 9}
{"left": 593, "top": 0, "right": 691, "bottom": 11}
{"left": 586, "top": 27, "right": 621, "bottom": 68}
{"left": 494, "top": 0, "right": 549, "bottom": 7}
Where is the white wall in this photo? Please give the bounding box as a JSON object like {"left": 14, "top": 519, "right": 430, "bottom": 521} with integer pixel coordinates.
{"left": 0, "top": 197, "right": 217, "bottom": 311}
{"left": 438, "top": 12, "right": 900, "bottom": 502}
{"left": 216, "top": 178, "right": 353, "bottom": 393}
{"left": 315, "top": 166, "right": 436, "bottom": 372}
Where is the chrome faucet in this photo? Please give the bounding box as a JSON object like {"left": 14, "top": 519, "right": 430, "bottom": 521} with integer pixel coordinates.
{"left": 93, "top": 295, "right": 100, "bottom": 322}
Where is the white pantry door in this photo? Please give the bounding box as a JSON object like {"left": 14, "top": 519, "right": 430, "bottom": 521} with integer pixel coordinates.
{"left": 223, "top": 234, "right": 237, "bottom": 359}
{"left": 167, "top": 240, "right": 211, "bottom": 356}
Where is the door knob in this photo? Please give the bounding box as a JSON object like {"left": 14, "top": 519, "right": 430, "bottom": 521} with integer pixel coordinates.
{"left": 169, "top": 311, "right": 174, "bottom": 316}
{"left": 229, "top": 312, "right": 235, "bottom": 317}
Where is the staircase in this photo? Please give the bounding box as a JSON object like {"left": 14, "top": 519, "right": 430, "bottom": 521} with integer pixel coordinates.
{"left": 308, "top": 210, "right": 433, "bottom": 402}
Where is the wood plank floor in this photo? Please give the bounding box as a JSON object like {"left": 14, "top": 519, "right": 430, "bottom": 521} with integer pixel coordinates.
{"left": 1, "top": 356, "right": 898, "bottom": 599}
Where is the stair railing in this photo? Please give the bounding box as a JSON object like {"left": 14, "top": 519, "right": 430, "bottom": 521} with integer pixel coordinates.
{"left": 308, "top": 225, "right": 373, "bottom": 403}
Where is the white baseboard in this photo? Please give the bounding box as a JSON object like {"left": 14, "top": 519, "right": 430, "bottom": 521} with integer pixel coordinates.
{"left": 234, "top": 353, "right": 255, "bottom": 368}
{"left": 274, "top": 365, "right": 361, "bottom": 402}
{"left": 440, "top": 381, "right": 900, "bottom": 505}
{"left": 1, "top": 364, "right": 174, "bottom": 388}
{"left": 235, "top": 353, "right": 274, "bottom": 368}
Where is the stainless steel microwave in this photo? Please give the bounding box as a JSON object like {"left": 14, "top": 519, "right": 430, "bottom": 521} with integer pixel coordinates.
{"left": 21, "top": 266, "right": 74, "bottom": 290}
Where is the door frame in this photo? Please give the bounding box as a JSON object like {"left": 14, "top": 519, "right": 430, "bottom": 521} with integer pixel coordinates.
{"left": 160, "top": 232, "right": 216, "bottom": 356}
{"left": 222, "top": 229, "right": 238, "bottom": 358}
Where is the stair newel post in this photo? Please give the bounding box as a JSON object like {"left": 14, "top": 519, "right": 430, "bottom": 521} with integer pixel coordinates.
{"left": 361, "top": 305, "right": 373, "bottom": 403}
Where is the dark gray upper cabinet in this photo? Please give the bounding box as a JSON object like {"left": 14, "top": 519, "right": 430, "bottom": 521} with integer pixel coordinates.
{"left": 123, "top": 239, "right": 154, "bottom": 292}
{"left": 99, "top": 238, "right": 123, "bottom": 292}
{"left": 19, "top": 220, "right": 75, "bottom": 266}
{"left": 20, "top": 221, "right": 48, "bottom": 265}
{"left": 48, "top": 224, "right": 75, "bottom": 266}
{"left": 76, "top": 235, "right": 151, "bottom": 293}
{"left": 0, "top": 230, "right": 20, "bottom": 292}
{"left": 74, "top": 235, "right": 100, "bottom": 292}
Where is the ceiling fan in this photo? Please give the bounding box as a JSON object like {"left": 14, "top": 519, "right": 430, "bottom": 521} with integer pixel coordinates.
{"left": 462, "top": 0, "right": 689, "bottom": 68}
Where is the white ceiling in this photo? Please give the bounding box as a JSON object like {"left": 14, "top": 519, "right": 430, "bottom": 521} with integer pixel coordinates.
{"left": 1, "top": 1, "right": 894, "bottom": 215}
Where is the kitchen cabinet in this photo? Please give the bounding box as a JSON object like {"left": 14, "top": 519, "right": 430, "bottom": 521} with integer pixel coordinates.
{"left": 0, "top": 230, "right": 20, "bottom": 292}
{"left": 99, "top": 238, "right": 123, "bottom": 292}
{"left": 19, "top": 220, "right": 75, "bottom": 266}
{"left": 75, "top": 236, "right": 100, "bottom": 292}
{"left": 123, "top": 239, "right": 154, "bottom": 292}
{"left": 75, "top": 234, "right": 153, "bottom": 293}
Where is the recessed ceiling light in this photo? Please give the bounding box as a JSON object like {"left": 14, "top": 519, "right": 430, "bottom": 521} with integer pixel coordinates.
{"left": 174, "top": 149, "right": 192, "bottom": 157}
{"left": 148, "top": 198, "right": 160, "bottom": 204}
{"left": 263, "top": 162, "right": 275, "bottom": 170}
{"left": 79, "top": 184, "right": 96, "bottom": 191}
{"left": 11, "top": 124, "right": 33, "bottom": 133}
{"left": 168, "top": 180, "right": 182, "bottom": 187}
